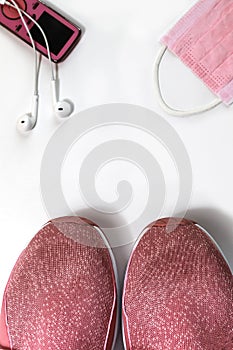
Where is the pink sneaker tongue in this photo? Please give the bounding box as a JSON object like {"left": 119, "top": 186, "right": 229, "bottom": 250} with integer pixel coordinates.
{"left": 0, "top": 218, "right": 116, "bottom": 350}
{"left": 123, "top": 220, "right": 233, "bottom": 349}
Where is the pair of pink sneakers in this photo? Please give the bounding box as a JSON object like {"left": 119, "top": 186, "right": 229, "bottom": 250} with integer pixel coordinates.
{"left": 0, "top": 217, "right": 233, "bottom": 349}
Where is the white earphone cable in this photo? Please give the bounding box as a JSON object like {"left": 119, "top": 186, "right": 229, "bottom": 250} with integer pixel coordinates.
{"left": 154, "top": 45, "right": 222, "bottom": 116}
{"left": 0, "top": 0, "right": 72, "bottom": 130}
{"left": 8, "top": 0, "right": 41, "bottom": 95}
{"left": 5, "top": 0, "right": 55, "bottom": 81}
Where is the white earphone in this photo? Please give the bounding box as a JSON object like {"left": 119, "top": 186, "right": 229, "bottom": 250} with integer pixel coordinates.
{"left": 5, "top": 0, "right": 74, "bottom": 133}
{"left": 51, "top": 78, "right": 73, "bottom": 119}
{"left": 16, "top": 94, "right": 39, "bottom": 133}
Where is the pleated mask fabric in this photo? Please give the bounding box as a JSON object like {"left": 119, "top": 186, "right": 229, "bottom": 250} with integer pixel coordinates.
{"left": 162, "top": 0, "right": 233, "bottom": 105}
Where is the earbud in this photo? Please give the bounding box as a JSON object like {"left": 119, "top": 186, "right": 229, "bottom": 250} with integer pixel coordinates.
{"left": 54, "top": 100, "right": 73, "bottom": 119}
{"left": 51, "top": 79, "right": 73, "bottom": 119}
{"left": 16, "top": 94, "right": 39, "bottom": 133}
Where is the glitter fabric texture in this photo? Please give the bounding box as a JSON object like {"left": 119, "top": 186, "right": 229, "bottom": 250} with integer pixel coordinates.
{"left": 122, "top": 218, "right": 233, "bottom": 350}
{"left": 0, "top": 217, "right": 117, "bottom": 350}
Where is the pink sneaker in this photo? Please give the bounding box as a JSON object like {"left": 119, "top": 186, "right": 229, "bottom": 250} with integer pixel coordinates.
{"left": 122, "top": 218, "right": 233, "bottom": 350}
{"left": 0, "top": 217, "right": 118, "bottom": 350}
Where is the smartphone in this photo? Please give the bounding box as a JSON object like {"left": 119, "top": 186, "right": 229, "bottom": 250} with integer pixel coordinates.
{"left": 0, "top": 0, "right": 82, "bottom": 62}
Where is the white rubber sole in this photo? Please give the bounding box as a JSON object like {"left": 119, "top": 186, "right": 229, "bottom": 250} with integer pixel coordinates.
{"left": 94, "top": 226, "right": 119, "bottom": 350}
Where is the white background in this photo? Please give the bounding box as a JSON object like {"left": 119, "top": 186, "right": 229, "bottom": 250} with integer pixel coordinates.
{"left": 0, "top": 0, "right": 233, "bottom": 349}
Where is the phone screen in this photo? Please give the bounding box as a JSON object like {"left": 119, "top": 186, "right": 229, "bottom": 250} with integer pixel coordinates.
{"left": 30, "top": 12, "right": 75, "bottom": 55}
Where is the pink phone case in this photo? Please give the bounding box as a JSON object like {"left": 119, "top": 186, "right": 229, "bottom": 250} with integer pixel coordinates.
{"left": 0, "top": 0, "right": 82, "bottom": 62}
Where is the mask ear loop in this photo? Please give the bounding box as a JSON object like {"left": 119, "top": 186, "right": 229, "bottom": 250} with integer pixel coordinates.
{"left": 154, "top": 45, "right": 222, "bottom": 116}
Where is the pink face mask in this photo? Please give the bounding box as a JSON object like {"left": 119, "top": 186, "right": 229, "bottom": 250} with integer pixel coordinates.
{"left": 155, "top": 0, "right": 233, "bottom": 116}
